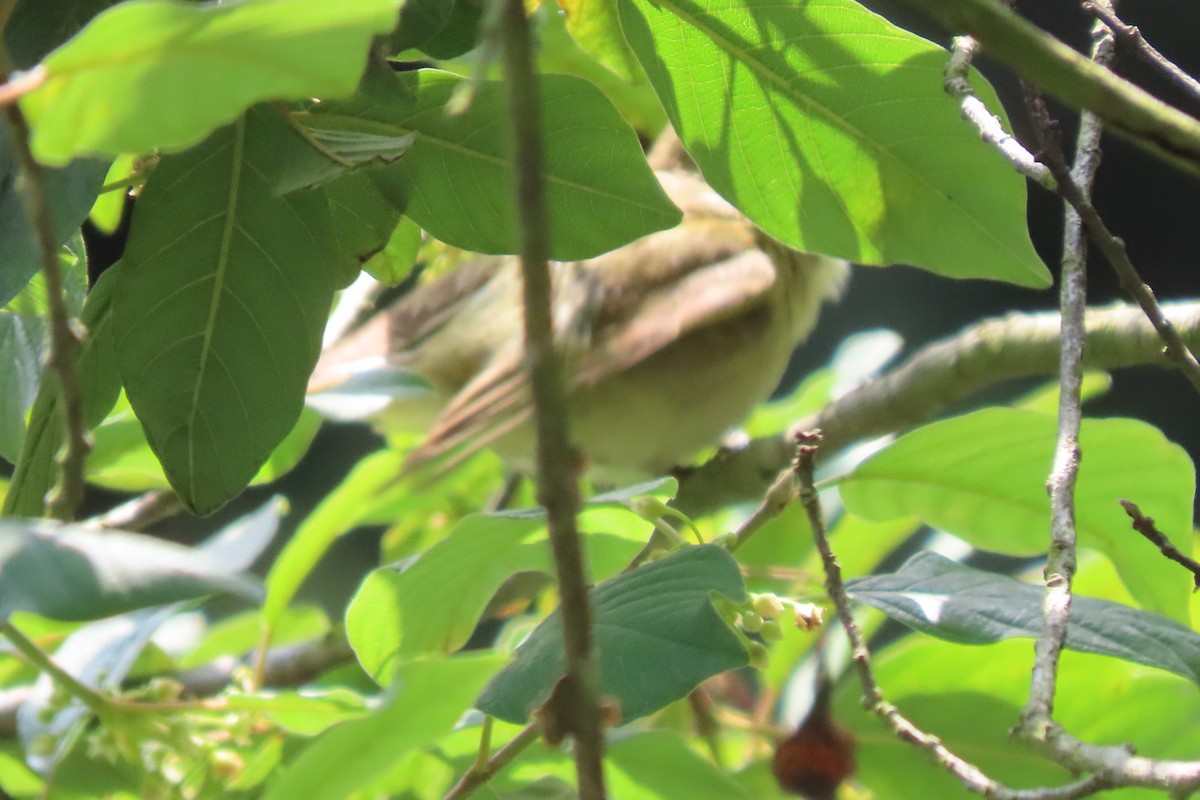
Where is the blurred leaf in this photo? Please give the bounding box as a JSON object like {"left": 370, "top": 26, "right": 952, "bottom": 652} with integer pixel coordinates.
{"left": 1016, "top": 371, "right": 1113, "bottom": 414}
{"left": 316, "top": 65, "right": 681, "bottom": 260}
{"left": 264, "top": 449, "right": 406, "bottom": 629}
{"left": 21, "top": 0, "right": 401, "bottom": 164}
{"left": 478, "top": 544, "right": 748, "bottom": 723}
{"left": 17, "top": 606, "right": 178, "bottom": 774}
{"left": 178, "top": 605, "right": 328, "bottom": 670}
{"left": 619, "top": 0, "right": 1049, "bottom": 286}
{"left": 840, "top": 408, "right": 1195, "bottom": 620}
{"left": 0, "top": 124, "right": 106, "bottom": 306}
{"left": 848, "top": 552, "right": 1200, "bottom": 684}
{"left": 0, "top": 239, "right": 88, "bottom": 461}
{"left": 3, "top": 264, "right": 121, "bottom": 518}
{"left": 114, "top": 107, "right": 339, "bottom": 514}
{"left": 388, "top": 0, "right": 455, "bottom": 52}
{"left": 0, "top": 519, "right": 261, "bottom": 622}
{"left": 87, "top": 154, "right": 136, "bottom": 234}
{"left": 263, "top": 654, "right": 504, "bottom": 800}
{"left": 560, "top": 0, "right": 641, "bottom": 82}
{"left": 418, "top": 0, "right": 484, "bottom": 59}
{"left": 607, "top": 730, "right": 753, "bottom": 799}
{"left": 363, "top": 216, "right": 422, "bottom": 285}
{"left": 225, "top": 687, "right": 370, "bottom": 736}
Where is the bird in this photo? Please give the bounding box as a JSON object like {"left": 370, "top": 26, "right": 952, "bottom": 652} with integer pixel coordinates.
{"left": 308, "top": 152, "right": 847, "bottom": 483}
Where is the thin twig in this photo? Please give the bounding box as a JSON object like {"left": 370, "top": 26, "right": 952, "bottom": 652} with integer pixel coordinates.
{"left": 496, "top": 0, "right": 605, "bottom": 796}
{"left": 727, "top": 465, "right": 798, "bottom": 553}
{"left": 1019, "top": 20, "right": 1113, "bottom": 730}
{"left": 892, "top": 0, "right": 1200, "bottom": 175}
{"left": 0, "top": 623, "right": 110, "bottom": 715}
{"left": 443, "top": 724, "right": 541, "bottom": 800}
{"left": 798, "top": 433, "right": 1112, "bottom": 800}
{"left": 1120, "top": 499, "right": 1200, "bottom": 590}
{"left": 944, "top": 36, "right": 1055, "bottom": 189}
{"left": 1082, "top": 0, "right": 1200, "bottom": 107}
{"left": 1, "top": 50, "right": 90, "bottom": 521}
{"left": 0, "top": 631, "right": 357, "bottom": 737}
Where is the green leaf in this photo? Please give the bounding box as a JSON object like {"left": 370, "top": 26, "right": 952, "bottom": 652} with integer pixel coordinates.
{"left": 315, "top": 66, "right": 681, "bottom": 259}
{"left": 263, "top": 654, "right": 504, "bottom": 800}
{"left": 225, "top": 688, "right": 370, "bottom": 736}
{"left": 849, "top": 552, "right": 1200, "bottom": 684}
{"left": 114, "top": 108, "right": 339, "bottom": 514}
{"left": 346, "top": 511, "right": 547, "bottom": 683}
{"left": 388, "top": 0, "right": 455, "bottom": 53}
{"left": 0, "top": 124, "right": 106, "bottom": 306}
{"left": 21, "top": 0, "right": 402, "bottom": 165}
{"left": 607, "top": 731, "right": 753, "bottom": 799}
{"left": 0, "top": 519, "right": 260, "bottom": 622}
{"left": 3, "top": 263, "right": 122, "bottom": 518}
{"left": 1016, "top": 371, "right": 1112, "bottom": 414}
{"left": 0, "top": 307, "right": 45, "bottom": 462}
{"left": 839, "top": 408, "right": 1195, "bottom": 620}
{"left": 417, "top": 0, "right": 484, "bottom": 59}
{"left": 560, "top": 0, "right": 642, "bottom": 82}
{"left": 264, "top": 449, "right": 407, "bottom": 628}
{"left": 363, "top": 216, "right": 422, "bottom": 284}
{"left": 477, "top": 544, "right": 748, "bottom": 724}
{"left": 265, "top": 108, "right": 417, "bottom": 196}
{"left": 619, "top": 0, "right": 1049, "bottom": 287}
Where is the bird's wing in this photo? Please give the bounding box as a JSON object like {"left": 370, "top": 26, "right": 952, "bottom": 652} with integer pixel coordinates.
{"left": 404, "top": 221, "right": 784, "bottom": 473}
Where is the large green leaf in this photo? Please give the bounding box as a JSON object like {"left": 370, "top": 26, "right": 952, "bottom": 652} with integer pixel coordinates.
{"left": 263, "top": 654, "right": 503, "bottom": 800}
{"left": 308, "top": 66, "right": 681, "bottom": 260}
{"left": 477, "top": 544, "right": 749, "bottom": 724}
{"left": 21, "top": 0, "right": 401, "bottom": 165}
{"left": 0, "top": 519, "right": 260, "bottom": 622}
{"left": 345, "top": 494, "right": 659, "bottom": 684}
{"left": 113, "top": 107, "right": 340, "bottom": 514}
{"left": 849, "top": 552, "right": 1200, "bottom": 684}
{"left": 619, "top": 0, "right": 1049, "bottom": 287}
{"left": 839, "top": 408, "right": 1195, "bottom": 621}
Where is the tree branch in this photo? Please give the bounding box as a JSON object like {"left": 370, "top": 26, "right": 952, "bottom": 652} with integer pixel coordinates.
{"left": 497, "top": 0, "right": 605, "bottom": 796}
{"left": 1082, "top": 0, "right": 1200, "bottom": 107}
{"left": 675, "top": 300, "right": 1200, "bottom": 517}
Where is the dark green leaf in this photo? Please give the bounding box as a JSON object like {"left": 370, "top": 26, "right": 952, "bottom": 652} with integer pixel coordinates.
{"left": 0, "top": 519, "right": 261, "bottom": 622}
{"left": 3, "top": 0, "right": 121, "bottom": 68}
{"left": 417, "top": 0, "right": 484, "bottom": 59}
{"left": 312, "top": 66, "right": 681, "bottom": 259}
{"left": 3, "top": 264, "right": 121, "bottom": 518}
{"left": 840, "top": 408, "right": 1195, "bottom": 620}
{"left": 477, "top": 544, "right": 748, "bottom": 723}
{"left": 21, "top": 0, "right": 402, "bottom": 165}
{"left": 114, "top": 108, "right": 339, "bottom": 514}
{"left": 619, "top": 0, "right": 1049, "bottom": 286}
{"left": 848, "top": 552, "right": 1200, "bottom": 684}
{"left": 0, "top": 124, "right": 106, "bottom": 306}
{"left": 388, "top": 0, "right": 456, "bottom": 53}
